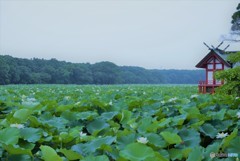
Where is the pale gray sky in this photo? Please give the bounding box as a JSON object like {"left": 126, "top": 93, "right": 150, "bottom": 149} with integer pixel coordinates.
{"left": 0, "top": 0, "right": 239, "bottom": 69}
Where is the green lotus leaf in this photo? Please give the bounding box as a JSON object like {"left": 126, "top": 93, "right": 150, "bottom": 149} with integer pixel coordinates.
{"left": 2, "top": 144, "right": 32, "bottom": 156}
{"left": 116, "top": 133, "right": 136, "bottom": 150}
{"left": 186, "top": 147, "right": 203, "bottom": 161}
{"left": 209, "top": 109, "right": 226, "bottom": 120}
{"left": 99, "top": 111, "right": 118, "bottom": 120}
{"left": 42, "top": 117, "right": 69, "bottom": 130}
{"left": 60, "top": 111, "right": 77, "bottom": 121}
{"left": 92, "top": 99, "right": 108, "bottom": 111}
{"left": 158, "top": 118, "right": 172, "bottom": 128}
{"left": 182, "top": 148, "right": 192, "bottom": 159}
{"left": 199, "top": 123, "right": 218, "bottom": 138}
{"left": 120, "top": 110, "right": 132, "bottom": 125}
{"left": 20, "top": 128, "right": 42, "bottom": 143}
{"left": 177, "top": 128, "right": 201, "bottom": 148}
{"left": 86, "top": 119, "right": 109, "bottom": 135}
{"left": 22, "top": 100, "right": 39, "bottom": 107}
{"left": 81, "top": 155, "right": 109, "bottom": 161}
{"left": 226, "top": 109, "right": 238, "bottom": 118}
{"left": 76, "top": 111, "right": 98, "bottom": 120}
{"left": 0, "top": 84, "right": 239, "bottom": 161}
{"left": 159, "top": 149, "right": 170, "bottom": 160}
{"left": 111, "top": 101, "right": 128, "bottom": 111}
{"left": 119, "top": 143, "right": 155, "bottom": 161}
{"left": 190, "top": 120, "right": 204, "bottom": 129}
{"left": 210, "top": 120, "right": 233, "bottom": 133}
{"left": 72, "top": 136, "right": 116, "bottom": 155}
{"left": 145, "top": 152, "right": 169, "bottom": 161}
{"left": 13, "top": 109, "right": 31, "bottom": 122}
{"left": 145, "top": 133, "right": 167, "bottom": 148}
{"left": 221, "top": 128, "right": 238, "bottom": 150}
{"left": 169, "top": 149, "right": 183, "bottom": 160}
{"left": 160, "top": 131, "right": 182, "bottom": 144}
{"left": 180, "top": 106, "right": 201, "bottom": 120}
{"left": 89, "top": 136, "right": 116, "bottom": 148}
{"left": 203, "top": 142, "right": 220, "bottom": 161}
{"left": 146, "top": 121, "right": 159, "bottom": 133}
{"left": 59, "top": 148, "right": 82, "bottom": 160}
{"left": 224, "top": 136, "right": 240, "bottom": 154}
{"left": 0, "top": 127, "right": 20, "bottom": 145}
{"left": 59, "top": 132, "right": 74, "bottom": 143}
{"left": 56, "top": 105, "right": 73, "bottom": 112}
{"left": 0, "top": 146, "right": 3, "bottom": 158}
{"left": 69, "top": 128, "right": 82, "bottom": 138}
{"left": 18, "top": 141, "right": 35, "bottom": 150}
{"left": 171, "top": 114, "right": 187, "bottom": 126}
{"left": 137, "top": 117, "right": 152, "bottom": 133}
{"left": 7, "top": 154, "right": 32, "bottom": 161}
{"left": 128, "top": 99, "right": 143, "bottom": 111}
{"left": 28, "top": 116, "right": 41, "bottom": 127}
{"left": 40, "top": 145, "right": 63, "bottom": 161}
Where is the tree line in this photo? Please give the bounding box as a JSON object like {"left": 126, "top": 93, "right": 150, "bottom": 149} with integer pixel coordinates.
{"left": 0, "top": 55, "right": 204, "bottom": 85}
{"left": 215, "top": 3, "right": 240, "bottom": 96}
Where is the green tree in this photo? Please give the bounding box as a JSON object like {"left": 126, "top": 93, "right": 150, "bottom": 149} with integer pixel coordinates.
{"left": 0, "top": 57, "right": 10, "bottom": 84}
{"left": 69, "top": 64, "right": 93, "bottom": 84}
{"left": 231, "top": 3, "right": 240, "bottom": 40}
{"left": 91, "top": 62, "right": 120, "bottom": 84}
{"left": 215, "top": 52, "right": 240, "bottom": 96}
{"left": 215, "top": 4, "right": 240, "bottom": 96}
{"left": 0, "top": 55, "right": 204, "bottom": 85}
{"left": 18, "top": 66, "right": 32, "bottom": 84}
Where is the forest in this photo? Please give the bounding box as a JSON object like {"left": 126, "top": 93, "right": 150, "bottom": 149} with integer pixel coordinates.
{"left": 0, "top": 55, "right": 204, "bottom": 85}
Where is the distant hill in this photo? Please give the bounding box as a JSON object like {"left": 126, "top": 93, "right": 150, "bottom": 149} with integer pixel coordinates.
{"left": 0, "top": 55, "right": 204, "bottom": 85}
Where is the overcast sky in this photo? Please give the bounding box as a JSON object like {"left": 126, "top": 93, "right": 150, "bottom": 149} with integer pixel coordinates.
{"left": 0, "top": 0, "right": 239, "bottom": 69}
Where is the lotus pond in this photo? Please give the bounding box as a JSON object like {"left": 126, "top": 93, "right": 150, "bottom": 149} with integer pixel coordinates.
{"left": 0, "top": 85, "right": 239, "bottom": 161}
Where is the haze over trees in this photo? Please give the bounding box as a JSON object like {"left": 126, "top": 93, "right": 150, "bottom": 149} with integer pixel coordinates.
{"left": 0, "top": 55, "right": 204, "bottom": 85}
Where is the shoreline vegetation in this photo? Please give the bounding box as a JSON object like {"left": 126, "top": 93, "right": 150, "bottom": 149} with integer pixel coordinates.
{"left": 0, "top": 55, "right": 204, "bottom": 85}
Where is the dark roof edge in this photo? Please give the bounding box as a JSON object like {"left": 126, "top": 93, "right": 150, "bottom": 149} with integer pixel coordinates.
{"left": 195, "top": 49, "right": 232, "bottom": 68}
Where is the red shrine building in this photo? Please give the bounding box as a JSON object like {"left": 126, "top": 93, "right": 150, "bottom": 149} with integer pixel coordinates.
{"left": 195, "top": 43, "right": 238, "bottom": 94}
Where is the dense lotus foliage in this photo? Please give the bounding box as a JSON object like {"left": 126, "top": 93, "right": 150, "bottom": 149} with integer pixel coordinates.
{"left": 0, "top": 85, "right": 239, "bottom": 161}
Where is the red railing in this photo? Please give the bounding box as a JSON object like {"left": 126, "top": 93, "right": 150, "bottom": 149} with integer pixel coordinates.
{"left": 198, "top": 80, "right": 223, "bottom": 94}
